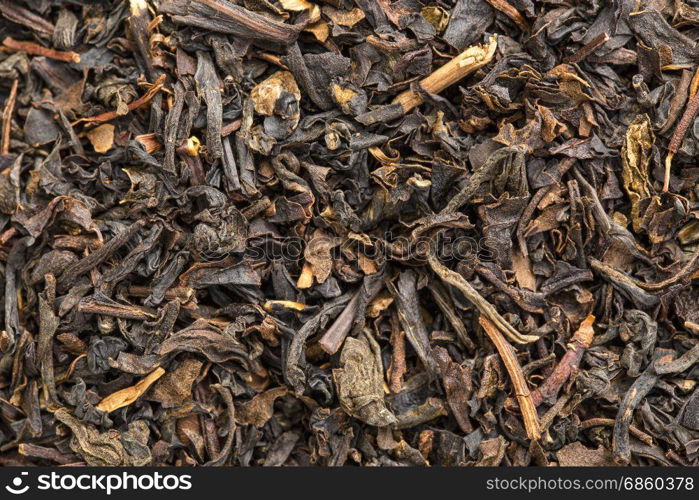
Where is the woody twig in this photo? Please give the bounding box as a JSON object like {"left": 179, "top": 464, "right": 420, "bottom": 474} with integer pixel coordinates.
{"left": 2, "top": 36, "right": 80, "bottom": 63}
{"left": 479, "top": 316, "right": 541, "bottom": 441}
{"left": 73, "top": 74, "right": 166, "bottom": 126}
{"left": 664, "top": 67, "right": 699, "bottom": 192}
{"left": 1, "top": 79, "right": 18, "bottom": 155}
{"left": 392, "top": 35, "right": 497, "bottom": 114}
{"left": 530, "top": 315, "right": 595, "bottom": 406}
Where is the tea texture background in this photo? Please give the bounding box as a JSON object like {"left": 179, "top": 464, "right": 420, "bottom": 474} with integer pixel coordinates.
{"left": 0, "top": 0, "right": 698, "bottom": 467}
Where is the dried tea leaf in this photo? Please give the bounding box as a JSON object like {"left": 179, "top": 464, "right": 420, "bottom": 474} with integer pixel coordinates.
{"left": 0, "top": 154, "right": 21, "bottom": 215}
{"left": 279, "top": 0, "right": 314, "bottom": 11}
{"left": 120, "top": 420, "right": 152, "bottom": 466}
{"left": 333, "top": 333, "right": 397, "bottom": 427}
{"left": 195, "top": 52, "right": 223, "bottom": 158}
{"left": 305, "top": 21, "right": 329, "bottom": 42}
{"left": 157, "top": 326, "right": 249, "bottom": 365}
{"left": 387, "top": 270, "right": 437, "bottom": 376}
{"left": 251, "top": 71, "right": 301, "bottom": 116}
{"left": 54, "top": 408, "right": 130, "bottom": 466}
{"left": 421, "top": 6, "right": 450, "bottom": 34}
{"left": 24, "top": 108, "right": 60, "bottom": 146}
{"left": 235, "top": 387, "right": 288, "bottom": 427}
{"left": 85, "top": 123, "right": 115, "bottom": 153}
{"left": 557, "top": 442, "right": 617, "bottom": 467}
{"left": 367, "top": 291, "right": 393, "bottom": 318}
{"left": 443, "top": 0, "right": 494, "bottom": 50}
{"left": 95, "top": 367, "right": 166, "bottom": 413}
{"left": 303, "top": 231, "right": 337, "bottom": 284}
{"left": 621, "top": 114, "right": 654, "bottom": 232}
{"left": 682, "top": 388, "right": 699, "bottom": 431}
{"left": 476, "top": 436, "right": 507, "bottom": 466}
{"left": 323, "top": 6, "right": 366, "bottom": 28}
{"left": 331, "top": 83, "right": 360, "bottom": 114}
{"left": 435, "top": 346, "right": 473, "bottom": 433}
{"left": 149, "top": 358, "right": 203, "bottom": 408}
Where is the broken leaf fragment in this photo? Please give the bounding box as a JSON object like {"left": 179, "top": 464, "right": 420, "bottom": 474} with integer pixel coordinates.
{"left": 263, "top": 299, "right": 314, "bottom": 313}
{"left": 366, "top": 292, "right": 394, "bottom": 318}
{"left": 235, "top": 387, "right": 288, "bottom": 427}
{"left": 279, "top": 0, "right": 314, "bottom": 11}
{"left": 296, "top": 262, "right": 314, "bottom": 289}
{"left": 331, "top": 82, "right": 367, "bottom": 115}
{"left": 679, "top": 220, "right": 699, "bottom": 245}
{"left": 86, "top": 123, "right": 115, "bottom": 153}
{"left": 305, "top": 21, "right": 329, "bottom": 42}
{"left": 149, "top": 358, "right": 202, "bottom": 408}
{"left": 134, "top": 133, "right": 161, "bottom": 153}
{"left": 323, "top": 6, "right": 366, "bottom": 28}
{"left": 300, "top": 230, "right": 338, "bottom": 286}
{"left": 250, "top": 71, "right": 301, "bottom": 116}
{"left": 421, "top": 6, "right": 450, "bottom": 33}
{"left": 250, "top": 70, "right": 302, "bottom": 138}
{"left": 331, "top": 84, "right": 357, "bottom": 111}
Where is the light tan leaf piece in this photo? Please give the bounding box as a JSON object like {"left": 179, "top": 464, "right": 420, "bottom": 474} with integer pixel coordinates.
{"left": 621, "top": 114, "right": 653, "bottom": 232}
{"left": 96, "top": 367, "right": 165, "bottom": 413}
{"left": 86, "top": 123, "right": 115, "bottom": 153}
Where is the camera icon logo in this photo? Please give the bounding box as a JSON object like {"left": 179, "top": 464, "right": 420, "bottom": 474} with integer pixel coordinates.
{"left": 5, "top": 472, "right": 29, "bottom": 495}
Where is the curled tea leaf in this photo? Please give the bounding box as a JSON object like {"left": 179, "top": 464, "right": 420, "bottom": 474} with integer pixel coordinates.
{"left": 54, "top": 408, "right": 129, "bottom": 466}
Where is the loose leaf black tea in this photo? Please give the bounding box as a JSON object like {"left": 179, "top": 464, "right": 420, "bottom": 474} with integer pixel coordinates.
{"left": 0, "top": 0, "right": 699, "bottom": 468}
